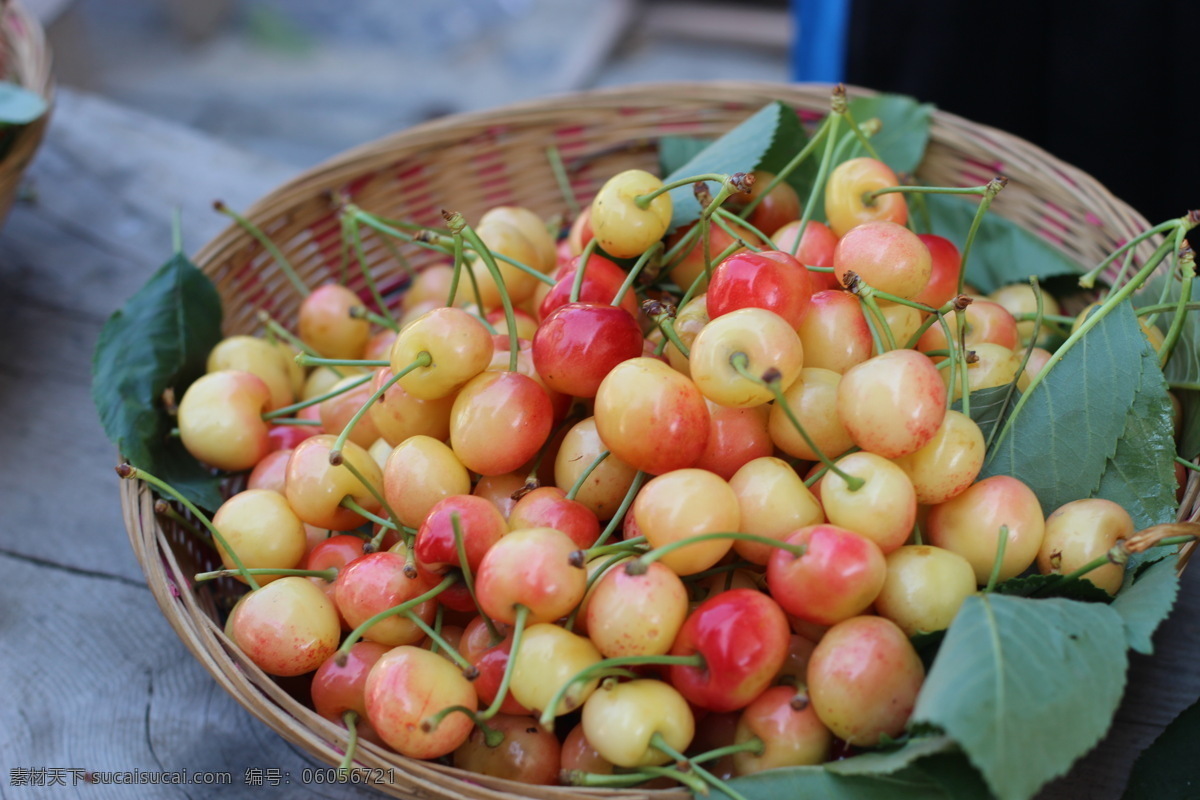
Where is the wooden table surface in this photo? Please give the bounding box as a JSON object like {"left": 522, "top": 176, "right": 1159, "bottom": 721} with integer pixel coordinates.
{"left": 1, "top": 87, "right": 1197, "bottom": 800}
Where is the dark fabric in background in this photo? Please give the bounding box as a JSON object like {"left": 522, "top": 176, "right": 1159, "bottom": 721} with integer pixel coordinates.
{"left": 843, "top": 1, "right": 1195, "bottom": 226}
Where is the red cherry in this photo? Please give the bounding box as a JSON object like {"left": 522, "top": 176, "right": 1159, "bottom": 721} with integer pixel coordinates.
{"left": 532, "top": 302, "right": 644, "bottom": 398}
{"left": 668, "top": 588, "right": 790, "bottom": 712}
{"left": 707, "top": 250, "right": 814, "bottom": 329}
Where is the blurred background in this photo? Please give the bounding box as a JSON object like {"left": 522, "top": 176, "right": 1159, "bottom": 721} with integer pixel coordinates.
{"left": 36, "top": 0, "right": 792, "bottom": 166}
{"left": 27, "top": 0, "right": 1194, "bottom": 230}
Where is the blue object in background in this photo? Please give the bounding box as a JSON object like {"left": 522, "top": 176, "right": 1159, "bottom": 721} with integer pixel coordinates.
{"left": 790, "top": 0, "right": 850, "bottom": 83}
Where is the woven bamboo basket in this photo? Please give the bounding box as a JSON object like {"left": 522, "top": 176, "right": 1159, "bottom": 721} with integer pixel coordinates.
{"left": 0, "top": 0, "right": 52, "bottom": 227}
{"left": 121, "top": 81, "right": 1197, "bottom": 800}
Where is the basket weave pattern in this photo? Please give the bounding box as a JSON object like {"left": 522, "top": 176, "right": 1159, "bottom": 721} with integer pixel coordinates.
{"left": 123, "top": 82, "right": 1180, "bottom": 800}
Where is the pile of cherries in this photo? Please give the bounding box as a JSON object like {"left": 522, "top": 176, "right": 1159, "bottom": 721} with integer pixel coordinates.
{"left": 128, "top": 146, "right": 1152, "bottom": 795}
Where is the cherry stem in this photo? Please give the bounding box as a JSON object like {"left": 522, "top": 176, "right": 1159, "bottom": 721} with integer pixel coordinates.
{"left": 330, "top": 352, "right": 432, "bottom": 462}
{"left": 634, "top": 173, "right": 730, "bottom": 209}
{"left": 537, "top": 653, "right": 703, "bottom": 728}
{"left": 452, "top": 212, "right": 521, "bottom": 371}
{"left": 258, "top": 312, "right": 343, "bottom": 377}
{"left": 992, "top": 235, "right": 1178, "bottom": 453}
{"left": 585, "top": 537, "right": 646, "bottom": 559}
{"left": 563, "top": 551, "right": 633, "bottom": 632}
{"left": 404, "top": 611, "right": 474, "bottom": 674}
{"left": 1158, "top": 242, "right": 1194, "bottom": 368}
{"left": 903, "top": 297, "right": 963, "bottom": 350}
{"left": 681, "top": 559, "right": 760, "bottom": 585}
{"left": 644, "top": 299, "right": 690, "bottom": 358}
{"left": 983, "top": 526, "right": 1010, "bottom": 593}
{"left": 712, "top": 211, "right": 764, "bottom": 253}
{"left": 630, "top": 531, "right": 806, "bottom": 575}
{"left": 659, "top": 222, "right": 702, "bottom": 276}
{"left": 452, "top": 512, "right": 502, "bottom": 644}
{"left": 691, "top": 737, "right": 765, "bottom": 765}
{"left": 336, "top": 574, "right": 457, "bottom": 657}
{"left": 565, "top": 450, "right": 610, "bottom": 501}
{"left": 983, "top": 280, "right": 1043, "bottom": 453}
{"left": 650, "top": 732, "right": 752, "bottom": 800}
{"left": 194, "top": 567, "right": 337, "bottom": 583}
{"left": 593, "top": 471, "right": 647, "bottom": 548}
{"left": 1011, "top": 311, "right": 1077, "bottom": 326}
{"left": 337, "top": 710, "right": 360, "bottom": 776}
{"left": 349, "top": 305, "right": 397, "bottom": 330}
{"left": 611, "top": 241, "right": 663, "bottom": 308}
{"left": 714, "top": 206, "right": 773, "bottom": 250}
{"left": 214, "top": 200, "right": 309, "bottom": 297}
{"left": 154, "top": 499, "right": 211, "bottom": 545}
{"left": 728, "top": 353, "right": 865, "bottom": 491}
{"left": 116, "top": 465, "right": 260, "bottom": 591}
{"left": 1177, "top": 456, "right": 1200, "bottom": 474}
{"left": 1078, "top": 217, "right": 1187, "bottom": 290}
{"left": 294, "top": 355, "right": 389, "bottom": 368}
{"left": 476, "top": 604, "right": 530, "bottom": 722}
{"left": 446, "top": 223, "right": 468, "bottom": 307}
{"left": 955, "top": 306, "right": 971, "bottom": 418}
{"left": 571, "top": 238, "right": 598, "bottom": 303}
{"left": 261, "top": 372, "right": 372, "bottom": 421}
{"left": 845, "top": 273, "right": 897, "bottom": 351}
{"left": 740, "top": 113, "right": 832, "bottom": 220}
{"left": 346, "top": 215, "right": 400, "bottom": 330}
{"left": 545, "top": 144, "right": 580, "bottom": 216}
{"left": 340, "top": 497, "right": 397, "bottom": 534}
{"left": 957, "top": 178, "right": 1007, "bottom": 296}
{"left": 565, "top": 766, "right": 706, "bottom": 793}
{"left": 335, "top": 458, "right": 404, "bottom": 540}
{"left": 1134, "top": 301, "right": 1200, "bottom": 316}
{"left": 789, "top": 107, "right": 841, "bottom": 258}
{"left": 864, "top": 184, "right": 989, "bottom": 202}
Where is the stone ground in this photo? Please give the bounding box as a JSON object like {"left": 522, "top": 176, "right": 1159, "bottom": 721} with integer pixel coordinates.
{"left": 60, "top": 0, "right": 792, "bottom": 168}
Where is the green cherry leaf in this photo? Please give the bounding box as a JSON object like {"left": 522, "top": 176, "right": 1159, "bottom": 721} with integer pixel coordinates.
{"left": 825, "top": 735, "right": 956, "bottom": 776}
{"left": 952, "top": 384, "right": 1019, "bottom": 445}
{"left": 92, "top": 252, "right": 226, "bottom": 510}
{"left": 845, "top": 93, "right": 934, "bottom": 175}
{"left": 991, "top": 573, "right": 1114, "bottom": 603}
{"left": 910, "top": 594, "right": 1127, "bottom": 800}
{"left": 923, "top": 193, "right": 1083, "bottom": 294}
{"left": 661, "top": 101, "right": 806, "bottom": 232}
{"left": 708, "top": 748, "right": 990, "bottom": 800}
{"left": 1111, "top": 555, "right": 1181, "bottom": 655}
{"left": 981, "top": 301, "right": 1175, "bottom": 521}
{"left": 659, "top": 136, "right": 711, "bottom": 176}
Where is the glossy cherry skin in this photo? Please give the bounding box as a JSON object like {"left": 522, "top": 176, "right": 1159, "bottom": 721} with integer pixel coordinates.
{"left": 364, "top": 645, "right": 477, "bottom": 759}
{"left": 453, "top": 714, "right": 561, "bottom": 785}
{"left": 833, "top": 220, "right": 931, "bottom": 301}
{"left": 414, "top": 494, "right": 509, "bottom": 575}
{"left": 284, "top": 435, "right": 383, "bottom": 531}
{"left": 539, "top": 254, "right": 638, "bottom": 321}
{"left": 912, "top": 234, "right": 963, "bottom": 309}
{"left": 668, "top": 588, "right": 790, "bottom": 712}
{"left": 590, "top": 169, "right": 672, "bottom": 259}
{"left": 449, "top": 370, "right": 554, "bottom": 476}
{"left": 837, "top": 349, "right": 947, "bottom": 459}
{"left": 796, "top": 290, "right": 873, "bottom": 374}
{"left": 230, "top": 576, "right": 341, "bottom": 677}
{"left": 806, "top": 615, "right": 925, "bottom": 746}
{"left": 772, "top": 219, "right": 840, "bottom": 292}
{"left": 824, "top": 157, "right": 908, "bottom": 237}
{"left": 691, "top": 401, "right": 773, "bottom": 480}
{"left": 732, "top": 685, "right": 833, "bottom": 774}
{"left": 177, "top": 370, "right": 272, "bottom": 472}
{"left": 706, "top": 249, "right": 814, "bottom": 329}
{"left": 460, "top": 615, "right": 530, "bottom": 716}
{"left": 532, "top": 302, "right": 643, "bottom": 398}
{"left": 594, "top": 357, "right": 710, "bottom": 475}
{"left": 298, "top": 283, "right": 370, "bottom": 360}
{"left": 311, "top": 641, "right": 391, "bottom": 736}
{"left": 475, "top": 527, "right": 587, "bottom": 625}
{"left": 766, "top": 524, "right": 887, "bottom": 626}
{"left": 508, "top": 486, "right": 601, "bottom": 549}
{"left": 334, "top": 551, "right": 438, "bottom": 646}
